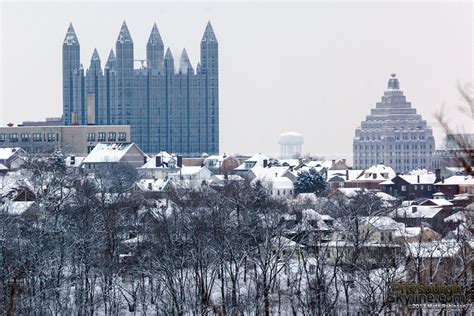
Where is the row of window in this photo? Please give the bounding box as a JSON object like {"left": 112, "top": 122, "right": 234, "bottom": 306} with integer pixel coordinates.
{"left": 0, "top": 133, "right": 58, "bottom": 143}
{"left": 359, "top": 134, "right": 427, "bottom": 141}
{"left": 356, "top": 144, "right": 433, "bottom": 150}
{"left": 87, "top": 132, "right": 127, "bottom": 142}
{"left": 400, "top": 185, "right": 433, "bottom": 192}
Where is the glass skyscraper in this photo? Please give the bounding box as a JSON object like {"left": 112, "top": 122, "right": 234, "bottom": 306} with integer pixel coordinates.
{"left": 62, "top": 21, "right": 219, "bottom": 156}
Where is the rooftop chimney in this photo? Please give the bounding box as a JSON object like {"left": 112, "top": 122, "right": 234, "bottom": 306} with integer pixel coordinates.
{"left": 263, "top": 159, "right": 268, "bottom": 168}
{"left": 417, "top": 175, "right": 420, "bottom": 183}
{"left": 346, "top": 169, "right": 349, "bottom": 180}
{"left": 177, "top": 155, "right": 183, "bottom": 168}
{"left": 155, "top": 156, "right": 162, "bottom": 167}
{"left": 435, "top": 168, "right": 441, "bottom": 183}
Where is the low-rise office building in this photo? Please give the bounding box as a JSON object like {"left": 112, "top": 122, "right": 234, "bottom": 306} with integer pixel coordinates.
{"left": 0, "top": 125, "right": 131, "bottom": 156}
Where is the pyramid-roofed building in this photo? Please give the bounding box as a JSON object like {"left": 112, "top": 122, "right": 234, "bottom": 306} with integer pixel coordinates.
{"left": 353, "top": 74, "right": 435, "bottom": 173}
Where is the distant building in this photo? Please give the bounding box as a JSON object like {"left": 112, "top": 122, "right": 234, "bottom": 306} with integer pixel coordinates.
{"left": 20, "top": 117, "right": 63, "bottom": 127}
{"left": 279, "top": 132, "right": 303, "bottom": 159}
{"left": 0, "top": 125, "right": 130, "bottom": 156}
{"left": 432, "top": 134, "right": 474, "bottom": 172}
{"left": 353, "top": 74, "right": 435, "bottom": 173}
{"left": 62, "top": 21, "right": 219, "bottom": 156}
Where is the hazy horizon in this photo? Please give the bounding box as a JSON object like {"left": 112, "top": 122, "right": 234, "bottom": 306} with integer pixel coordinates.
{"left": 1, "top": 1, "right": 473, "bottom": 160}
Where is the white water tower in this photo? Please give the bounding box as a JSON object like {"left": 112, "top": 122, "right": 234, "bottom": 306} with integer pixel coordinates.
{"left": 278, "top": 132, "right": 304, "bottom": 159}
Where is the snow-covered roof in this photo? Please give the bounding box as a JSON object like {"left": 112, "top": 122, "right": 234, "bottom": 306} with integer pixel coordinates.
{"left": 327, "top": 169, "right": 362, "bottom": 182}
{"left": 271, "top": 177, "right": 294, "bottom": 190}
{"left": 444, "top": 211, "right": 466, "bottom": 223}
{"left": 82, "top": 143, "right": 146, "bottom": 164}
{"left": 435, "top": 175, "right": 474, "bottom": 186}
{"left": 337, "top": 188, "right": 397, "bottom": 202}
{"left": 278, "top": 159, "right": 300, "bottom": 167}
{"left": 170, "top": 166, "right": 207, "bottom": 176}
{"left": 234, "top": 153, "right": 270, "bottom": 171}
{"left": 210, "top": 174, "right": 244, "bottom": 182}
{"left": 0, "top": 164, "right": 8, "bottom": 171}
{"left": 399, "top": 174, "right": 437, "bottom": 184}
{"left": 141, "top": 152, "right": 177, "bottom": 169}
{"left": 136, "top": 179, "right": 169, "bottom": 192}
{"left": 352, "top": 164, "right": 396, "bottom": 182}
{"left": 2, "top": 201, "right": 35, "bottom": 215}
{"left": 360, "top": 216, "right": 405, "bottom": 231}
{"left": 419, "top": 198, "right": 453, "bottom": 207}
{"left": 0, "top": 147, "right": 22, "bottom": 160}
{"left": 251, "top": 166, "right": 290, "bottom": 180}
{"left": 406, "top": 241, "right": 460, "bottom": 258}
{"left": 392, "top": 205, "right": 443, "bottom": 219}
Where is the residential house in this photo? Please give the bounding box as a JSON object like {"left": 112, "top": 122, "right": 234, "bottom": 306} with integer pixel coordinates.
{"left": 139, "top": 152, "right": 182, "bottom": 180}
{"left": 435, "top": 175, "right": 474, "bottom": 199}
{"left": 391, "top": 205, "right": 456, "bottom": 235}
{"left": 345, "top": 164, "right": 396, "bottom": 190}
{"left": 381, "top": 173, "right": 439, "bottom": 200}
{"left": 0, "top": 147, "right": 26, "bottom": 172}
{"left": 80, "top": 143, "right": 148, "bottom": 170}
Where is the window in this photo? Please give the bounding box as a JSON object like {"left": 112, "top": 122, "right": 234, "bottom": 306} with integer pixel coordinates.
{"left": 87, "top": 146, "right": 95, "bottom": 153}
{"left": 98, "top": 132, "right": 106, "bottom": 141}
{"left": 118, "top": 132, "right": 126, "bottom": 141}
{"left": 21, "top": 133, "right": 30, "bottom": 142}
{"left": 87, "top": 133, "right": 96, "bottom": 141}
{"left": 414, "top": 185, "right": 417, "bottom": 190}
{"left": 9, "top": 133, "right": 18, "bottom": 142}
{"left": 0, "top": 134, "right": 5, "bottom": 143}
{"left": 47, "top": 133, "right": 56, "bottom": 142}
{"left": 33, "top": 133, "right": 42, "bottom": 142}
{"left": 108, "top": 132, "right": 116, "bottom": 142}
{"left": 401, "top": 185, "right": 407, "bottom": 192}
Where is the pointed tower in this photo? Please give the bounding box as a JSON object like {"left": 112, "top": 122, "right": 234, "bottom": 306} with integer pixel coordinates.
{"left": 104, "top": 49, "right": 118, "bottom": 125}
{"left": 85, "top": 49, "right": 103, "bottom": 125}
{"left": 179, "top": 49, "right": 194, "bottom": 74}
{"left": 105, "top": 49, "right": 116, "bottom": 70}
{"left": 147, "top": 23, "right": 164, "bottom": 70}
{"left": 200, "top": 21, "right": 219, "bottom": 154}
{"left": 164, "top": 48, "right": 174, "bottom": 74}
{"left": 62, "top": 23, "right": 81, "bottom": 125}
{"left": 116, "top": 21, "right": 134, "bottom": 125}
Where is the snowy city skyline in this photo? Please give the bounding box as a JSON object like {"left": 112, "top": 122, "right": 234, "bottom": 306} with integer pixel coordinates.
{"left": 1, "top": 1, "right": 472, "bottom": 159}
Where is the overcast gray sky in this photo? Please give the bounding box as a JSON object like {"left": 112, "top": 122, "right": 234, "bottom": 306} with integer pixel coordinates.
{"left": 1, "top": 1, "right": 472, "bottom": 159}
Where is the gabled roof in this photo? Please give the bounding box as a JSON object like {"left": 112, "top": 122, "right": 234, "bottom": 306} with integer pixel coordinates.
{"left": 0, "top": 147, "right": 25, "bottom": 160}
{"left": 351, "top": 164, "right": 396, "bottom": 182}
{"left": 141, "top": 152, "right": 176, "bottom": 169}
{"left": 392, "top": 205, "right": 444, "bottom": 219}
{"left": 270, "top": 177, "right": 294, "bottom": 190}
{"left": 419, "top": 198, "right": 453, "bottom": 207}
{"left": 398, "top": 174, "right": 437, "bottom": 185}
{"left": 82, "top": 143, "right": 145, "bottom": 164}
{"left": 251, "top": 166, "right": 290, "bottom": 180}
{"left": 235, "top": 153, "right": 270, "bottom": 171}
{"left": 435, "top": 175, "right": 474, "bottom": 186}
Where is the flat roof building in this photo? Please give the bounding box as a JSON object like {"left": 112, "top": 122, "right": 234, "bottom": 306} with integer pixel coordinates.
{"left": 0, "top": 125, "right": 130, "bottom": 156}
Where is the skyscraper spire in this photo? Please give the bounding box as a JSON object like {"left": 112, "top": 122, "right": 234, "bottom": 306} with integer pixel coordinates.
{"left": 105, "top": 49, "right": 116, "bottom": 69}
{"left": 147, "top": 23, "right": 164, "bottom": 70}
{"left": 91, "top": 48, "right": 100, "bottom": 61}
{"left": 148, "top": 23, "right": 163, "bottom": 45}
{"left": 117, "top": 21, "right": 133, "bottom": 43}
{"left": 201, "top": 21, "right": 217, "bottom": 42}
{"left": 164, "top": 47, "right": 173, "bottom": 60}
{"left": 179, "top": 49, "right": 194, "bottom": 74}
{"left": 64, "top": 23, "right": 79, "bottom": 45}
